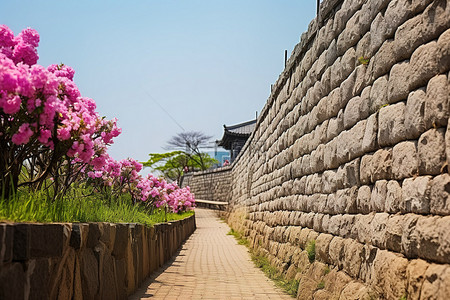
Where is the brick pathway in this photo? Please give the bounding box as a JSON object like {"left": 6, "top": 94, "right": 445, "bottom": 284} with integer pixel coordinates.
{"left": 129, "top": 208, "right": 293, "bottom": 300}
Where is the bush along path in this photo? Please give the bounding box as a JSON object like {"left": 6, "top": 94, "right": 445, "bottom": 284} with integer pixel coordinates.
{"left": 0, "top": 25, "right": 195, "bottom": 219}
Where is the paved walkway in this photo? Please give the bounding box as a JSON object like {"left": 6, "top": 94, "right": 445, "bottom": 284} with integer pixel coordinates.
{"left": 130, "top": 208, "right": 292, "bottom": 300}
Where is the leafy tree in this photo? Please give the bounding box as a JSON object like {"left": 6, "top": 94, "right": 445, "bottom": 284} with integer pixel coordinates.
{"left": 166, "top": 131, "right": 213, "bottom": 170}
{"left": 143, "top": 150, "right": 217, "bottom": 182}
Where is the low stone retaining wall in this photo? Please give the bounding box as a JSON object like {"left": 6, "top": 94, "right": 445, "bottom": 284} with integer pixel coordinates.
{"left": 0, "top": 215, "right": 196, "bottom": 300}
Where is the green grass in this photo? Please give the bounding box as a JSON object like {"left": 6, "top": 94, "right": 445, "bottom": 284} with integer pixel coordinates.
{"left": 227, "top": 228, "right": 250, "bottom": 246}
{"left": 228, "top": 228, "right": 299, "bottom": 297}
{"left": 251, "top": 253, "right": 299, "bottom": 297}
{"left": 306, "top": 240, "right": 316, "bottom": 263}
{"left": 317, "top": 281, "right": 325, "bottom": 290}
{"left": 0, "top": 189, "right": 194, "bottom": 226}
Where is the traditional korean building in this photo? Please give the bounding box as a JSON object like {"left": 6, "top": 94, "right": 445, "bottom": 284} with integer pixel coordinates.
{"left": 217, "top": 119, "right": 256, "bottom": 162}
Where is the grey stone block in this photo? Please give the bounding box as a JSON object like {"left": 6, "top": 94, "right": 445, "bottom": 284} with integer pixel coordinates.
{"left": 385, "top": 180, "right": 403, "bottom": 214}
{"left": 378, "top": 102, "right": 407, "bottom": 147}
{"left": 388, "top": 61, "right": 411, "bottom": 103}
{"left": 360, "top": 154, "right": 373, "bottom": 185}
{"left": 371, "top": 180, "right": 388, "bottom": 212}
{"left": 438, "top": 28, "right": 450, "bottom": 74}
{"left": 409, "top": 41, "right": 440, "bottom": 90}
{"left": 401, "top": 214, "right": 420, "bottom": 258}
{"left": 340, "top": 69, "right": 357, "bottom": 106}
{"left": 323, "top": 138, "right": 339, "bottom": 170}
{"left": 327, "top": 109, "right": 344, "bottom": 141}
{"left": 424, "top": 74, "right": 449, "bottom": 128}
{"left": 370, "top": 12, "right": 389, "bottom": 53}
{"left": 344, "top": 96, "right": 365, "bottom": 129}
{"left": 371, "top": 213, "right": 389, "bottom": 249}
{"left": 322, "top": 170, "right": 337, "bottom": 194}
{"left": 392, "top": 141, "right": 419, "bottom": 180}
{"left": 327, "top": 88, "right": 342, "bottom": 119}
{"left": 372, "top": 148, "right": 393, "bottom": 182}
{"left": 362, "top": 113, "right": 378, "bottom": 153}
{"left": 385, "top": 215, "right": 405, "bottom": 253}
{"left": 357, "top": 185, "right": 372, "bottom": 214}
{"left": 403, "top": 176, "right": 432, "bottom": 214}
{"left": 418, "top": 128, "right": 446, "bottom": 175}
{"left": 405, "top": 88, "right": 427, "bottom": 139}
{"left": 430, "top": 174, "right": 450, "bottom": 215}
{"left": 342, "top": 158, "right": 361, "bottom": 188}
{"left": 369, "top": 75, "right": 389, "bottom": 114}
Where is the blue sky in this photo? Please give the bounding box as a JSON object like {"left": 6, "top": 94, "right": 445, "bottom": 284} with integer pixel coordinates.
{"left": 1, "top": 1, "right": 316, "bottom": 163}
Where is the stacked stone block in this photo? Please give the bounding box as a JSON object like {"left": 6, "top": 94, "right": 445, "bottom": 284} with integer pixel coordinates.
{"left": 182, "top": 166, "right": 232, "bottom": 202}
{"left": 223, "top": 0, "right": 450, "bottom": 298}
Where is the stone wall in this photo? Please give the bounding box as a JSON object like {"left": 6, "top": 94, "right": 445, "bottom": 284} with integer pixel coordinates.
{"left": 191, "top": 0, "right": 450, "bottom": 298}
{"left": 182, "top": 166, "right": 232, "bottom": 202}
{"left": 0, "top": 216, "right": 196, "bottom": 300}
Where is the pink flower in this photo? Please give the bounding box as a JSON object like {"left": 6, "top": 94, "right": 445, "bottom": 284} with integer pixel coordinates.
{"left": 48, "top": 64, "right": 75, "bottom": 80}
{"left": 11, "top": 123, "right": 33, "bottom": 144}
{"left": 57, "top": 127, "right": 71, "bottom": 141}
{"left": 38, "top": 129, "right": 51, "bottom": 144}
{"left": 17, "top": 28, "right": 40, "bottom": 48}
{"left": 0, "top": 25, "right": 15, "bottom": 48}
{"left": 2, "top": 95, "right": 21, "bottom": 114}
{"left": 12, "top": 40, "right": 38, "bottom": 66}
{"left": 91, "top": 156, "right": 106, "bottom": 170}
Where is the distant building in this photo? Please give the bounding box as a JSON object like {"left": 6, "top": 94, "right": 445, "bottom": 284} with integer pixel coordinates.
{"left": 217, "top": 119, "right": 256, "bottom": 162}
{"left": 207, "top": 150, "right": 230, "bottom": 168}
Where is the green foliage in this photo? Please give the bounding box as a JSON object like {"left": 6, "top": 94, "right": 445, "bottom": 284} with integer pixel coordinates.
{"left": 317, "top": 281, "right": 325, "bottom": 290}
{"left": 143, "top": 151, "right": 218, "bottom": 182}
{"left": 324, "top": 266, "right": 330, "bottom": 275}
{"left": 358, "top": 56, "right": 370, "bottom": 65}
{"left": 0, "top": 187, "right": 193, "bottom": 225}
{"left": 251, "top": 253, "right": 299, "bottom": 297}
{"left": 399, "top": 295, "right": 407, "bottom": 300}
{"left": 227, "top": 228, "right": 250, "bottom": 246}
{"left": 378, "top": 103, "right": 389, "bottom": 111}
{"left": 306, "top": 240, "right": 316, "bottom": 263}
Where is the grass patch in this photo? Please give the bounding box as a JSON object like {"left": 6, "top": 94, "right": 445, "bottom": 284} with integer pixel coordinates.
{"left": 228, "top": 228, "right": 299, "bottom": 297}
{"left": 227, "top": 228, "right": 250, "bottom": 246}
{"left": 0, "top": 189, "right": 193, "bottom": 225}
{"left": 306, "top": 240, "right": 316, "bottom": 263}
{"left": 251, "top": 253, "right": 299, "bottom": 297}
{"left": 317, "top": 280, "right": 325, "bottom": 290}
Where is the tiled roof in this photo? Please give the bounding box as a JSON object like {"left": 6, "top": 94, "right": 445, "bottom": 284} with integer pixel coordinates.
{"left": 223, "top": 119, "right": 256, "bottom": 135}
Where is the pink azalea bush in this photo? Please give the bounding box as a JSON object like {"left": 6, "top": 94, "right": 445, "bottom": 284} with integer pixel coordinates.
{"left": 0, "top": 25, "right": 122, "bottom": 198}
{"left": 86, "top": 157, "right": 195, "bottom": 212}
{"left": 0, "top": 25, "right": 195, "bottom": 212}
